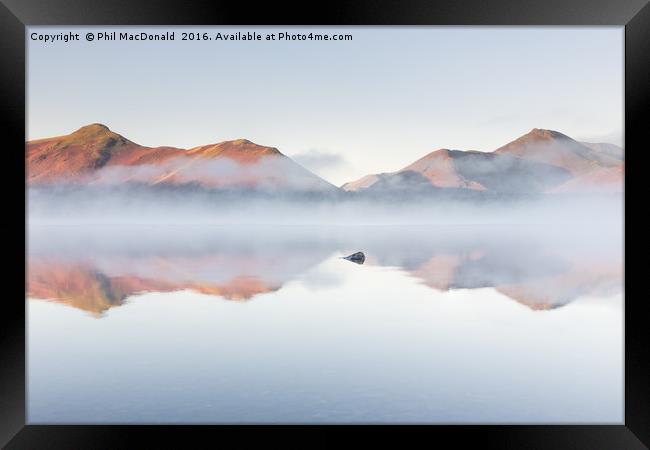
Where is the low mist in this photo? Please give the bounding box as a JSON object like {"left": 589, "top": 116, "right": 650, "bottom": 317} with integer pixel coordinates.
{"left": 27, "top": 184, "right": 623, "bottom": 229}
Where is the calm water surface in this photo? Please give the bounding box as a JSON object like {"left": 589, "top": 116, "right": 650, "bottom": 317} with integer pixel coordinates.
{"left": 27, "top": 225, "right": 623, "bottom": 423}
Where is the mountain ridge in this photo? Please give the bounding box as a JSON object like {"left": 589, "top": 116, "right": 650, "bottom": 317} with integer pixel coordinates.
{"left": 27, "top": 125, "right": 623, "bottom": 195}
{"left": 342, "top": 128, "right": 623, "bottom": 194}
{"left": 27, "top": 124, "right": 336, "bottom": 191}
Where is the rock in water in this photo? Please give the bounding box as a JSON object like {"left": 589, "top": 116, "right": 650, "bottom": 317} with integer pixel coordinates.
{"left": 342, "top": 252, "right": 365, "bottom": 264}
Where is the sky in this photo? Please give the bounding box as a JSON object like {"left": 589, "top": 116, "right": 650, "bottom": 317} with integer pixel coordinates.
{"left": 27, "top": 26, "right": 623, "bottom": 185}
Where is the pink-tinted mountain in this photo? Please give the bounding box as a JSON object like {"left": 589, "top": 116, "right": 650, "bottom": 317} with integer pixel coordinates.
{"left": 342, "top": 129, "right": 623, "bottom": 194}
{"left": 27, "top": 124, "right": 336, "bottom": 191}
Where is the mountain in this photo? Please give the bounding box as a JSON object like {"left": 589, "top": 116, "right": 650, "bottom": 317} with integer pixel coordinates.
{"left": 342, "top": 147, "right": 572, "bottom": 194}
{"left": 342, "top": 129, "right": 623, "bottom": 194}
{"left": 29, "top": 125, "right": 623, "bottom": 195}
{"left": 494, "top": 129, "right": 622, "bottom": 174}
{"left": 27, "top": 124, "right": 183, "bottom": 182}
{"left": 27, "top": 124, "right": 336, "bottom": 191}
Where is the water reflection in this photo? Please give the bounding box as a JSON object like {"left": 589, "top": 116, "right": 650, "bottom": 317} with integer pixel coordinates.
{"left": 27, "top": 224, "right": 622, "bottom": 314}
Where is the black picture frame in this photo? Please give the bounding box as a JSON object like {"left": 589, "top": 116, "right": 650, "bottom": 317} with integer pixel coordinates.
{"left": 1, "top": 0, "right": 646, "bottom": 448}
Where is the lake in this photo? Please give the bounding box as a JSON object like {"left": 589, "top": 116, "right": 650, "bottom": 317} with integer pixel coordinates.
{"left": 27, "top": 223, "right": 623, "bottom": 423}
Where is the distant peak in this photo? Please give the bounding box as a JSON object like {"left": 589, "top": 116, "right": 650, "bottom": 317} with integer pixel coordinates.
{"left": 231, "top": 139, "right": 253, "bottom": 145}
{"left": 188, "top": 138, "right": 284, "bottom": 159}
{"left": 68, "top": 123, "right": 114, "bottom": 140}
{"left": 225, "top": 139, "right": 282, "bottom": 155}
{"left": 64, "top": 123, "right": 128, "bottom": 146}
{"left": 216, "top": 138, "right": 268, "bottom": 148}
{"left": 75, "top": 123, "right": 111, "bottom": 134}
{"left": 526, "top": 128, "right": 571, "bottom": 140}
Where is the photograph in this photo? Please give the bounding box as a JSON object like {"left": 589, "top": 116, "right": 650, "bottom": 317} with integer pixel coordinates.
{"left": 25, "top": 26, "right": 624, "bottom": 424}
{"left": 1, "top": 0, "right": 647, "bottom": 447}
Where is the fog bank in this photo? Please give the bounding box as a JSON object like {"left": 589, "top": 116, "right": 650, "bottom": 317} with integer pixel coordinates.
{"left": 27, "top": 185, "right": 623, "bottom": 227}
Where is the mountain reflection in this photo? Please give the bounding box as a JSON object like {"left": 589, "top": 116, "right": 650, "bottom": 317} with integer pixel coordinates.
{"left": 28, "top": 257, "right": 284, "bottom": 314}
{"left": 386, "top": 249, "right": 620, "bottom": 310}
{"left": 26, "top": 225, "right": 622, "bottom": 315}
